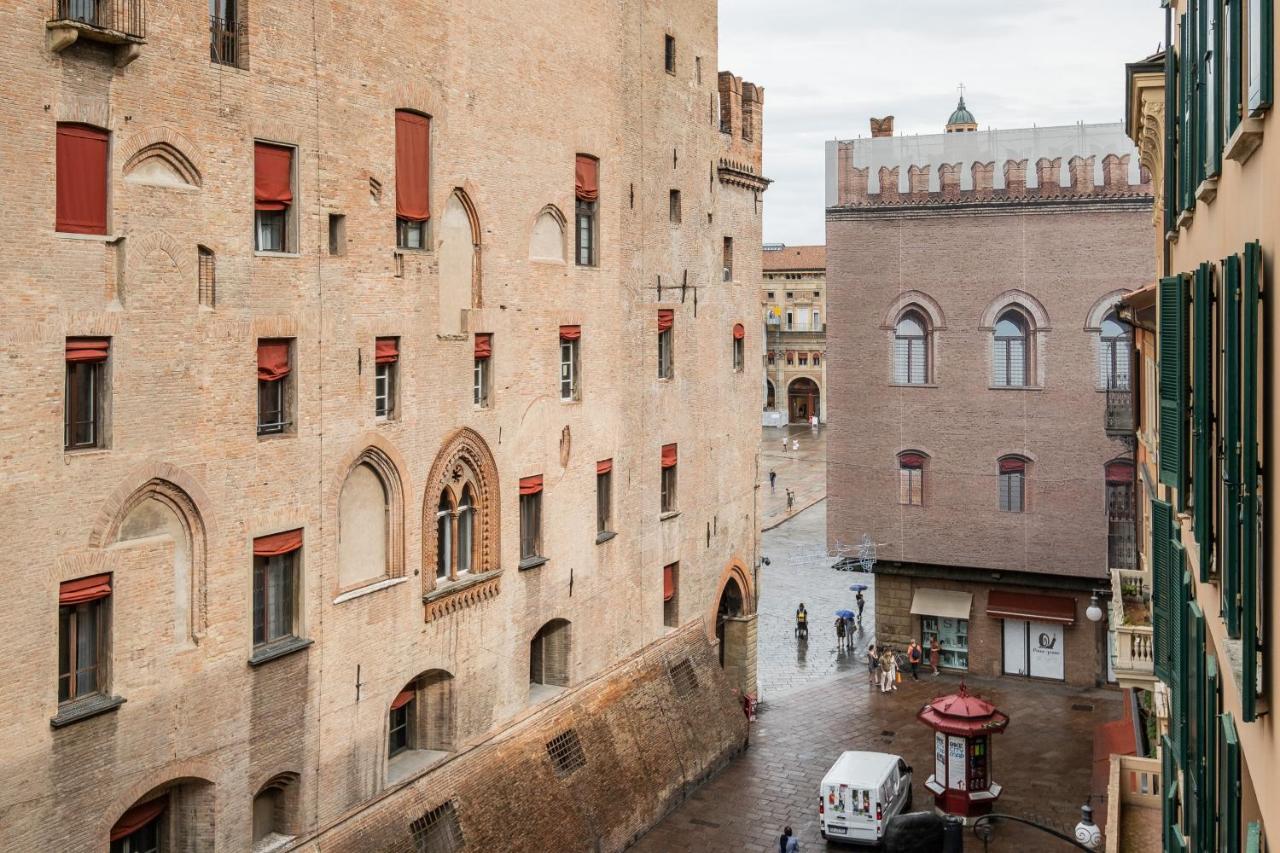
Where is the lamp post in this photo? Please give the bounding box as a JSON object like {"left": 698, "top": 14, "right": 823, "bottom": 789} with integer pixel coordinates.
{"left": 971, "top": 801, "right": 1104, "bottom": 851}
{"left": 1085, "top": 593, "right": 1105, "bottom": 623}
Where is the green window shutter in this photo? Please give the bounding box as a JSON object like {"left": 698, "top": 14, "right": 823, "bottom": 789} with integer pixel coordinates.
{"left": 1241, "top": 241, "right": 1262, "bottom": 721}
{"left": 1226, "top": 0, "right": 1243, "bottom": 139}
{"left": 1162, "top": 734, "right": 1178, "bottom": 853}
{"left": 1186, "top": 603, "right": 1205, "bottom": 847}
{"left": 1204, "top": 654, "right": 1220, "bottom": 853}
{"left": 1248, "top": 0, "right": 1274, "bottom": 112}
{"left": 1246, "top": 822, "right": 1262, "bottom": 853}
{"left": 1182, "top": 13, "right": 1194, "bottom": 212}
{"left": 1153, "top": 498, "right": 1175, "bottom": 681}
{"left": 1172, "top": 547, "right": 1190, "bottom": 772}
{"left": 1221, "top": 254, "right": 1242, "bottom": 637}
{"left": 1166, "top": 41, "right": 1180, "bottom": 234}
{"left": 1193, "top": 263, "right": 1214, "bottom": 580}
{"left": 1204, "top": 0, "right": 1222, "bottom": 177}
{"left": 1219, "top": 714, "right": 1240, "bottom": 853}
{"left": 1159, "top": 275, "right": 1189, "bottom": 495}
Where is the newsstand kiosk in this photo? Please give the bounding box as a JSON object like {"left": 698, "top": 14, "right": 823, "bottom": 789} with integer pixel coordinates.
{"left": 916, "top": 682, "right": 1009, "bottom": 824}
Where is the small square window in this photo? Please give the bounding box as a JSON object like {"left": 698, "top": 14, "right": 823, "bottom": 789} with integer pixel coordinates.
{"left": 410, "top": 802, "right": 464, "bottom": 853}
{"left": 546, "top": 729, "right": 587, "bottom": 776}
{"left": 766, "top": 291, "right": 775, "bottom": 300}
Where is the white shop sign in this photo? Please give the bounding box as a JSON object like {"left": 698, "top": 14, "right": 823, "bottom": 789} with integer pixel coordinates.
{"left": 947, "top": 735, "right": 967, "bottom": 790}
{"left": 1027, "top": 621, "right": 1065, "bottom": 680}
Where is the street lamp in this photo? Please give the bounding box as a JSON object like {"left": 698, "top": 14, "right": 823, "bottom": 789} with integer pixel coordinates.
{"left": 1085, "top": 593, "right": 1104, "bottom": 623}
{"left": 972, "top": 801, "right": 1105, "bottom": 851}
{"left": 1074, "top": 803, "right": 1102, "bottom": 850}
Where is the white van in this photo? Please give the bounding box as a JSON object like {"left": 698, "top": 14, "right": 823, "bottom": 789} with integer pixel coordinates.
{"left": 818, "top": 751, "right": 913, "bottom": 846}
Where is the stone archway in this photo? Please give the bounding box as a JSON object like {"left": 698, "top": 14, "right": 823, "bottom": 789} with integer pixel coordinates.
{"left": 788, "top": 376, "right": 820, "bottom": 423}
{"left": 765, "top": 379, "right": 776, "bottom": 410}
{"left": 712, "top": 562, "right": 757, "bottom": 698}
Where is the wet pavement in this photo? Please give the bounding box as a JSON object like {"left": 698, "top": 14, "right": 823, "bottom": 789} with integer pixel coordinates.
{"left": 760, "top": 424, "right": 826, "bottom": 530}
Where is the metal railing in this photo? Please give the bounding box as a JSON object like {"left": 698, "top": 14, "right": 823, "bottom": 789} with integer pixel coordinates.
{"left": 1105, "top": 386, "right": 1134, "bottom": 433}
{"left": 1108, "top": 523, "right": 1137, "bottom": 571}
{"left": 209, "top": 15, "right": 245, "bottom": 67}
{"left": 50, "top": 0, "right": 145, "bottom": 39}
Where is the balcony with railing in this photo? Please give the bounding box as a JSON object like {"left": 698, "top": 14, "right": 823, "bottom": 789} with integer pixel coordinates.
{"left": 210, "top": 15, "right": 246, "bottom": 68}
{"left": 1104, "top": 753, "right": 1162, "bottom": 853}
{"left": 1105, "top": 386, "right": 1135, "bottom": 435}
{"left": 47, "top": 0, "right": 145, "bottom": 60}
{"left": 1110, "top": 567, "right": 1155, "bottom": 690}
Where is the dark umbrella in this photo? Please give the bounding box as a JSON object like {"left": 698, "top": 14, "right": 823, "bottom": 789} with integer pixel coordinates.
{"left": 835, "top": 609, "right": 855, "bottom": 619}
{"left": 849, "top": 584, "right": 869, "bottom": 592}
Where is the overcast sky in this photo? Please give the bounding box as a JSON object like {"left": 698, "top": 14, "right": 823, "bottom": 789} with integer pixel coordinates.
{"left": 718, "top": 1, "right": 1166, "bottom": 246}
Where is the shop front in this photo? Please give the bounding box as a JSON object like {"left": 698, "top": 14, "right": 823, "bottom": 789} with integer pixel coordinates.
{"left": 986, "top": 590, "right": 1076, "bottom": 681}
{"left": 909, "top": 588, "right": 973, "bottom": 671}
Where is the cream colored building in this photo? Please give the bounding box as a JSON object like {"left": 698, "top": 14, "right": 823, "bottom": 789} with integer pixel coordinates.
{"left": 0, "top": 1, "right": 767, "bottom": 850}
{"left": 762, "top": 244, "right": 826, "bottom": 424}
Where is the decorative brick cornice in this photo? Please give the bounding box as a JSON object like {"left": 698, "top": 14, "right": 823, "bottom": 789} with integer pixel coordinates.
{"left": 423, "top": 570, "right": 501, "bottom": 623}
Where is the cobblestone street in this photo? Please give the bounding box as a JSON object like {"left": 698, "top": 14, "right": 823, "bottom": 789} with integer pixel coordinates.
{"left": 631, "top": 428, "right": 1120, "bottom": 852}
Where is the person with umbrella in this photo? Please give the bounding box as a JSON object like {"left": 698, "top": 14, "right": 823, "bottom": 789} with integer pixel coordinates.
{"left": 852, "top": 586, "right": 867, "bottom": 626}
{"left": 834, "top": 610, "right": 854, "bottom": 648}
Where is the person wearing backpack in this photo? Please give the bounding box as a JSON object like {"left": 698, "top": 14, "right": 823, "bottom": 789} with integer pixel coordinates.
{"left": 907, "top": 640, "right": 923, "bottom": 680}
{"left": 778, "top": 825, "right": 799, "bottom": 853}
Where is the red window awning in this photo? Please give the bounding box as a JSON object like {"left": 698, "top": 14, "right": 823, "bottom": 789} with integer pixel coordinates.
{"left": 253, "top": 529, "right": 303, "bottom": 557}
{"left": 1105, "top": 460, "right": 1134, "bottom": 484}
{"left": 65, "top": 337, "right": 110, "bottom": 364}
{"left": 998, "top": 457, "right": 1026, "bottom": 474}
{"left": 375, "top": 337, "right": 399, "bottom": 364}
{"left": 733, "top": 322, "right": 745, "bottom": 340}
{"left": 597, "top": 458, "right": 613, "bottom": 475}
{"left": 110, "top": 798, "right": 166, "bottom": 843}
{"left": 657, "top": 309, "right": 674, "bottom": 333}
{"left": 474, "top": 333, "right": 492, "bottom": 360}
{"left": 257, "top": 340, "right": 291, "bottom": 382}
{"left": 559, "top": 324, "right": 581, "bottom": 341}
{"left": 59, "top": 574, "right": 112, "bottom": 605}
{"left": 254, "top": 142, "right": 293, "bottom": 212}
{"left": 899, "top": 453, "right": 925, "bottom": 469}
{"left": 986, "top": 590, "right": 1076, "bottom": 624}
{"left": 390, "top": 688, "right": 415, "bottom": 711}
{"left": 575, "top": 154, "right": 599, "bottom": 202}
{"left": 519, "top": 475, "right": 543, "bottom": 496}
{"left": 56, "top": 124, "right": 109, "bottom": 235}
{"left": 661, "top": 443, "right": 677, "bottom": 469}
{"left": 395, "top": 111, "right": 430, "bottom": 222}
{"left": 663, "top": 564, "right": 675, "bottom": 602}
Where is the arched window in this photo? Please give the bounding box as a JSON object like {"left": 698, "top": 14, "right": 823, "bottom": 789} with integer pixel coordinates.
{"left": 337, "top": 462, "right": 390, "bottom": 589}
{"left": 530, "top": 619, "right": 571, "bottom": 693}
{"left": 435, "top": 491, "right": 453, "bottom": 581}
{"left": 387, "top": 670, "right": 455, "bottom": 783}
{"left": 457, "top": 485, "right": 474, "bottom": 575}
{"left": 424, "top": 428, "right": 500, "bottom": 594}
{"left": 251, "top": 773, "right": 299, "bottom": 849}
{"left": 992, "top": 310, "right": 1030, "bottom": 387}
{"left": 1099, "top": 312, "right": 1131, "bottom": 390}
{"left": 997, "top": 456, "right": 1026, "bottom": 512}
{"left": 893, "top": 310, "right": 929, "bottom": 384}
{"left": 898, "top": 452, "right": 926, "bottom": 506}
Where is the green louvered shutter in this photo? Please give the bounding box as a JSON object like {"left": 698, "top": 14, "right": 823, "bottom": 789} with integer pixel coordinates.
{"left": 1153, "top": 498, "right": 1174, "bottom": 681}
{"left": 1182, "top": 13, "right": 1194, "bottom": 212}
{"left": 1241, "top": 241, "right": 1261, "bottom": 721}
{"left": 1171, "top": 545, "right": 1189, "bottom": 772}
{"left": 1162, "top": 734, "right": 1177, "bottom": 853}
{"left": 1159, "top": 275, "right": 1188, "bottom": 496}
{"left": 1246, "top": 822, "right": 1262, "bottom": 853}
{"left": 1192, "top": 263, "right": 1213, "bottom": 580}
{"left": 1221, "top": 254, "right": 1242, "bottom": 637}
{"left": 1219, "top": 714, "right": 1240, "bottom": 853}
{"left": 1204, "top": 654, "right": 1220, "bottom": 853}
{"left": 1225, "top": 0, "right": 1243, "bottom": 140}
{"left": 1247, "top": 0, "right": 1274, "bottom": 112}
{"left": 1166, "top": 38, "right": 1179, "bottom": 234}
{"left": 1186, "top": 603, "right": 1204, "bottom": 846}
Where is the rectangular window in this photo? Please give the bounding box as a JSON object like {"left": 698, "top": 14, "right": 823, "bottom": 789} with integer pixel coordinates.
{"left": 661, "top": 444, "right": 678, "bottom": 514}
{"left": 658, "top": 310, "right": 674, "bottom": 379}
{"left": 395, "top": 110, "right": 431, "bottom": 249}
{"left": 597, "top": 460, "right": 613, "bottom": 536}
{"left": 663, "top": 563, "right": 678, "bottom": 627}
{"left": 733, "top": 331, "right": 744, "bottom": 372}
{"left": 474, "top": 333, "right": 492, "bottom": 408}
{"left": 898, "top": 456, "right": 924, "bottom": 506}
{"left": 1248, "top": 0, "right": 1274, "bottom": 112}
{"left": 389, "top": 694, "right": 414, "bottom": 757}
{"left": 328, "top": 213, "right": 345, "bottom": 255}
{"left": 56, "top": 124, "right": 109, "bottom": 235}
{"left": 559, "top": 327, "right": 581, "bottom": 401}
{"left": 252, "top": 542, "right": 299, "bottom": 648}
{"left": 798, "top": 353, "right": 809, "bottom": 366}
{"left": 1206, "top": 0, "right": 1221, "bottom": 176}
{"left": 65, "top": 337, "right": 109, "bottom": 450}
{"left": 813, "top": 310, "right": 822, "bottom": 330}
{"left": 998, "top": 471, "right": 1025, "bottom": 512}
{"left": 668, "top": 189, "right": 681, "bottom": 223}
{"left": 723, "top": 236, "right": 734, "bottom": 281}
{"left": 520, "top": 490, "right": 542, "bottom": 561}
{"left": 921, "top": 616, "right": 969, "bottom": 670}
{"left": 257, "top": 339, "right": 292, "bottom": 436}
{"left": 375, "top": 337, "right": 398, "bottom": 419}
{"left": 210, "top": 0, "right": 243, "bottom": 67}
{"left": 575, "top": 201, "right": 596, "bottom": 266}
{"left": 58, "top": 575, "right": 111, "bottom": 703}
{"left": 575, "top": 155, "right": 599, "bottom": 266}
{"left": 664, "top": 34, "right": 676, "bottom": 73}
{"left": 254, "top": 142, "right": 294, "bottom": 252}
{"left": 695, "top": 56, "right": 702, "bottom": 84}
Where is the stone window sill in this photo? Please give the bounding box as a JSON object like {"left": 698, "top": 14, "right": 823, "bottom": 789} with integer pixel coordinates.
{"left": 424, "top": 569, "right": 501, "bottom": 602}
{"left": 252, "top": 833, "right": 297, "bottom": 853}
{"left": 333, "top": 575, "right": 407, "bottom": 605}
{"left": 1225, "top": 117, "right": 1265, "bottom": 165}
{"left": 660, "top": 510, "right": 681, "bottom": 521}
{"left": 988, "top": 385, "right": 1043, "bottom": 392}
{"left": 890, "top": 382, "right": 938, "bottom": 389}
{"left": 50, "top": 693, "right": 126, "bottom": 728}
{"left": 248, "top": 636, "right": 313, "bottom": 667}
{"left": 1176, "top": 208, "right": 1195, "bottom": 230}
{"left": 596, "top": 530, "right": 617, "bottom": 544}
{"left": 254, "top": 251, "right": 301, "bottom": 259}
{"left": 56, "top": 232, "right": 121, "bottom": 243}
{"left": 518, "top": 555, "right": 549, "bottom": 572}
{"left": 1196, "top": 177, "right": 1219, "bottom": 205}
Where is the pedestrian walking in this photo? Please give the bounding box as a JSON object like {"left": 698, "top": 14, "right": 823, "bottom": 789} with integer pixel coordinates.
{"left": 907, "top": 640, "right": 923, "bottom": 680}
{"left": 791, "top": 438, "right": 800, "bottom": 452}
{"left": 786, "top": 489, "right": 795, "bottom": 512}
{"left": 834, "top": 616, "right": 846, "bottom": 647}
{"left": 843, "top": 616, "right": 855, "bottom": 647}
{"left": 855, "top": 590, "right": 865, "bottom": 624}
{"left": 795, "top": 602, "right": 808, "bottom": 639}
{"left": 867, "top": 643, "right": 879, "bottom": 687}
{"left": 781, "top": 437, "right": 788, "bottom": 453}
{"left": 879, "top": 647, "right": 896, "bottom": 693}
{"left": 779, "top": 825, "right": 799, "bottom": 853}
{"left": 769, "top": 469, "right": 777, "bottom": 493}
{"left": 929, "top": 637, "right": 941, "bottom": 676}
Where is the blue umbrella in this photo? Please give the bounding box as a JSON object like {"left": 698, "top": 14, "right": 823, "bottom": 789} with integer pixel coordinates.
{"left": 835, "top": 609, "right": 855, "bottom": 619}
{"left": 849, "top": 584, "right": 868, "bottom": 592}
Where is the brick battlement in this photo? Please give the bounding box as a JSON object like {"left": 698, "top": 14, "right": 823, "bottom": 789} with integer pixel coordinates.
{"left": 718, "top": 71, "right": 764, "bottom": 172}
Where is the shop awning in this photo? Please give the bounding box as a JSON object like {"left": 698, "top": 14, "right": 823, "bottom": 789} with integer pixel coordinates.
{"left": 909, "top": 588, "right": 972, "bottom": 621}
{"left": 986, "top": 590, "right": 1076, "bottom": 624}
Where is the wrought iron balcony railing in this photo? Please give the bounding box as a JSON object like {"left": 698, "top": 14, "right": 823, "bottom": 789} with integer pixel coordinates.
{"left": 1104, "top": 386, "right": 1134, "bottom": 435}
{"left": 49, "top": 0, "right": 145, "bottom": 40}
{"left": 210, "top": 15, "right": 246, "bottom": 67}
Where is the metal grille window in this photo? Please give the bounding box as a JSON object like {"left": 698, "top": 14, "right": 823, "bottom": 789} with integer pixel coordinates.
{"left": 64, "top": 360, "right": 102, "bottom": 449}
{"left": 209, "top": 0, "right": 243, "bottom": 67}
{"left": 658, "top": 328, "right": 673, "bottom": 378}
{"left": 1099, "top": 313, "right": 1131, "bottom": 390}
{"left": 893, "top": 312, "right": 928, "bottom": 384}
{"left": 520, "top": 492, "right": 541, "bottom": 560}
{"left": 58, "top": 598, "right": 106, "bottom": 702}
{"left": 997, "top": 458, "right": 1026, "bottom": 513}
{"left": 198, "top": 245, "right": 216, "bottom": 307}
{"left": 575, "top": 200, "right": 596, "bottom": 266}
{"left": 560, "top": 339, "right": 579, "bottom": 400}
{"left": 669, "top": 658, "right": 699, "bottom": 697}
{"left": 992, "top": 311, "right": 1029, "bottom": 387}
{"left": 252, "top": 552, "right": 297, "bottom": 647}
{"left": 410, "top": 802, "right": 464, "bottom": 853}
{"left": 545, "top": 729, "right": 587, "bottom": 776}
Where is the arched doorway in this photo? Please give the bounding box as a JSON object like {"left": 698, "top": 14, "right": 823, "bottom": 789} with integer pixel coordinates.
{"left": 788, "top": 377, "right": 820, "bottom": 423}
{"left": 716, "top": 577, "right": 745, "bottom": 667}
{"left": 765, "top": 379, "right": 776, "bottom": 410}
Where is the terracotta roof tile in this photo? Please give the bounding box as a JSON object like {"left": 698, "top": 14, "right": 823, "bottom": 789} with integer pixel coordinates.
{"left": 762, "top": 245, "right": 825, "bottom": 272}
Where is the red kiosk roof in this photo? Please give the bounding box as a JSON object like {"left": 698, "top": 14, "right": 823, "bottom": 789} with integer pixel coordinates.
{"left": 917, "top": 683, "right": 1010, "bottom": 737}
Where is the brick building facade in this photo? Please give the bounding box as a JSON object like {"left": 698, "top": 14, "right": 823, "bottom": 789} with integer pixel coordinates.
{"left": 0, "top": 2, "right": 767, "bottom": 850}
{"left": 825, "top": 111, "right": 1154, "bottom": 687}
{"left": 761, "top": 244, "right": 826, "bottom": 425}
